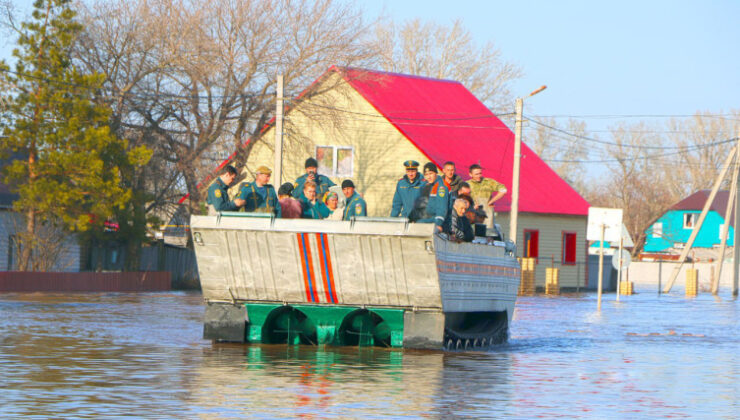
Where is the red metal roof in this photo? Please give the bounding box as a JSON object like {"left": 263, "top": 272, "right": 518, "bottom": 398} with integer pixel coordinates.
{"left": 341, "top": 68, "right": 590, "bottom": 216}
{"left": 671, "top": 190, "right": 734, "bottom": 225}
{"left": 181, "top": 67, "right": 590, "bottom": 215}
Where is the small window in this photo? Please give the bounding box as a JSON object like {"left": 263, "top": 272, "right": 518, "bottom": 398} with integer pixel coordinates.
{"left": 523, "top": 229, "right": 539, "bottom": 258}
{"left": 315, "top": 145, "right": 353, "bottom": 177}
{"left": 683, "top": 213, "right": 697, "bottom": 229}
{"left": 562, "top": 232, "right": 577, "bottom": 265}
{"left": 652, "top": 222, "right": 663, "bottom": 238}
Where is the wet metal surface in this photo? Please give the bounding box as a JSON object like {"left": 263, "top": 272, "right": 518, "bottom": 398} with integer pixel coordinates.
{"left": 0, "top": 291, "right": 738, "bottom": 418}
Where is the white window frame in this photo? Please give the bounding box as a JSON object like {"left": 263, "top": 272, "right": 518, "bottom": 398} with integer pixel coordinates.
{"left": 315, "top": 145, "right": 354, "bottom": 177}
{"left": 683, "top": 213, "right": 697, "bottom": 229}
{"left": 652, "top": 222, "right": 663, "bottom": 238}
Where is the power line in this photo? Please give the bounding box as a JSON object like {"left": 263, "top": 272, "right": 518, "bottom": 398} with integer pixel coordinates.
{"left": 542, "top": 137, "right": 738, "bottom": 164}
{"left": 525, "top": 116, "right": 737, "bottom": 149}
{"left": 528, "top": 113, "right": 739, "bottom": 120}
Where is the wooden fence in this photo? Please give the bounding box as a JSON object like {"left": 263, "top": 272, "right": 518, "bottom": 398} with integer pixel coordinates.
{"left": 0, "top": 271, "right": 171, "bottom": 292}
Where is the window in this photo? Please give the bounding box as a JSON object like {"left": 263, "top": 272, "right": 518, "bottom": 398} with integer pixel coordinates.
{"left": 315, "top": 146, "right": 353, "bottom": 177}
{"left": 683, "top": 213, "right": 697, "bottom": 229}
{"left": 562, "top": 232, "right": 577, "bottom": 265}
{"left": 652, "top": 222, "right": 663, "bottom": 238}
{"left": 523, "top": 229, "right": 539, "bottom": 259}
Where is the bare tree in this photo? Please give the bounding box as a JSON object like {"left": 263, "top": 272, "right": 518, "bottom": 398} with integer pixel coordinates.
{"left": 75, "top": 0, "right": 377, "bottom": 215}
{"left": 528, "top": 118, "right": 589, "bottom": 193}
{"left": 373, "top": 18, "right": 522, "bottom": 114}
{"left": 663, "top": 111, "right": 739, "bottom": 198}
{"left": 586, "top": 122, "right": 676, "bottom": 254}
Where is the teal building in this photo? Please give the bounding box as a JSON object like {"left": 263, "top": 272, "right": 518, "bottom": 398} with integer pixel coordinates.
{"left": 643, "top": 190, "right": 735, "bottom": 253}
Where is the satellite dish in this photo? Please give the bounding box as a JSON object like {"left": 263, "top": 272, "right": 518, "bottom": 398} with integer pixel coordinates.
{"left": 612, "top": 249, "right": 631, "bottom": 270}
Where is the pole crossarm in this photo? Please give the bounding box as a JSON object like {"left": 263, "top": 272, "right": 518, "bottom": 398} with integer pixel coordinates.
{"left": 663, "top": 146, "right": 738, "bottom": 293}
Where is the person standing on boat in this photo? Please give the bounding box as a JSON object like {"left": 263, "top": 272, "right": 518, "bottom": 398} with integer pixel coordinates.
{"left": 237, "top": 166, "right": 281, "bottom": 217}
{"left": 206, "top": 165, "right": 245, "bottom": 215}
{"left": 442, "top": 161, "right": 463, "bottom": 193}
{"left": 323, "top": 191, "right": 344, "bottom": 220}
{"left": 341, "top": 180, "right": 367, "bottom": 220}
{"left": 299, "top": 181, "right": 330, "bottom": 219}
{"left": 415, "top": 162, "right": 449, "bottom": 230}
{"left": 277, "top": 183, "right": 302, "bottom": 219}
{"left": 390, "top": 160, "right": 426, "bottom": 218}
{"left": 467, "top": 163, "right": 507, "bottom": 228}
{"left": 444, "top": 198, "right": 475, "bottom": 242}
{"left": 292, "top": 157, "right": 336, "bottom": 201}
{"left": 449, "top": 181, "right": 473, "bottom": 213}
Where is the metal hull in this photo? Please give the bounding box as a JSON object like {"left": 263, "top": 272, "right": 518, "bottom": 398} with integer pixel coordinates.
{"left": 191, "top": 214, "right": 519, "bottom": 350}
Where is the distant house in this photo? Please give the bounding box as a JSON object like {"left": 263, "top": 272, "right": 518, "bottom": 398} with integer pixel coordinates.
{"left": 643, "top": 190, "right": 735, "bottom": 257}
{"left": 1, "top": 157, "right": 83, "bottom": 272}
{"left": 186, "top": 67, "right": 591, "bottom": 289}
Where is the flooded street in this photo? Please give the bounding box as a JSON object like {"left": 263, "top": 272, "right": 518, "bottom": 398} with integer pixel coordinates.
{"left": 0, "top": 291, "right": 738, "bottom": 418}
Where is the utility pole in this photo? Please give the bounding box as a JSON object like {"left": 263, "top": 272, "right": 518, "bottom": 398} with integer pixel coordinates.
{"left": 663, "top": 146, "right": 737, "bottom": 292}
{"left": 597, "top": 223, "right": 605, "bottom": 310}
{"left": 713, "top": 152, "right": 738, "bottom": 294}
{"left": 273, "top": 75, "right": 284, "bottom": 187}
{"left": 510, "top": 98, "right": 523, "bottom": 245}
{"left": 734, "top": 132, "right": 740, "bottom": 297}
{"left": 510, "top": 85, "right": 546, "bottom": 246}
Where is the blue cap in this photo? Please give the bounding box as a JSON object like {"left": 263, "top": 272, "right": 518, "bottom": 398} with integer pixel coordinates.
{"left": 403, "top": 160, "right": 420, "bottom": 169}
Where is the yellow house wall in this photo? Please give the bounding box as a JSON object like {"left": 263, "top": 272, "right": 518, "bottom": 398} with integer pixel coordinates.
{"left": 497, "top": 213, "right": 588, "bottom": 289}
{"left": 237, "top": 73, "right": 430, "bottom": 216}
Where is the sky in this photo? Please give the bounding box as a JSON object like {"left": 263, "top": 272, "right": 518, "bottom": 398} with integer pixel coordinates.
{"left": 362, "top": 0, "right": 740, "bottom": 128}
{"left": 2, "top": 0, "right": 738, "bottom": 128}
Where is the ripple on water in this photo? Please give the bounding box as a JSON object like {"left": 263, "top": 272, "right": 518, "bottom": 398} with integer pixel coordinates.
{"left": 0, "top": 291, "right": 738, "bottom": 418}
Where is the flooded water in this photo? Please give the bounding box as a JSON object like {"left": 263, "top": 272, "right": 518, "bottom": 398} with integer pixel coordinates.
{"left": 0, "top": 291, "right": 738, "bottom": 419}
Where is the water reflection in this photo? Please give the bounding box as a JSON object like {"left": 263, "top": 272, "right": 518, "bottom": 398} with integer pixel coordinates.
{"left": 0, "top": 291, "right": 738, "bottom": 418}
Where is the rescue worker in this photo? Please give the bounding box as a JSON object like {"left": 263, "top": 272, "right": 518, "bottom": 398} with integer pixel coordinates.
{"left": 341, "top": 179, "right": 367, "bottom": 220}
{"left": 467, "top": 163, "right": 507, "bottom": 228}
{"left": 415, "top": 162, "right": 449, "bottom": 230}
{"left": 299, "top": 181, "right": 330, "bottom": 219}
{"left": 292, "top": 157, "right": 336, "bottom": 201}
{"left": 390, "top": 160, "right": 426, "bottom": 218}
{"left": 206, "top": 165, "right": 245, "bottom": 214}
{"left": 442, "top": 161, "right": 463, "bottom": 192}
{"left": 238, "top": 166, "right": 281, "bottom": 217}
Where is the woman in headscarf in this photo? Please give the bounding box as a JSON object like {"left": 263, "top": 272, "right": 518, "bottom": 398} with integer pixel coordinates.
{"left": 323, "top": 191, "right": 344, "bottom": 220}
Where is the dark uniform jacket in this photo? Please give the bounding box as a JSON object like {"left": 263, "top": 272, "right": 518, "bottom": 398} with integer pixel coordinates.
{"left": 342, "top": 192, "right": 367, "bottom": 221}
{"left": 444, "top": 211, "right": 474, "bottom": 242}
{"left": 299, "top": 197, "right": 330, "bottom": 219}
{"left": 206, "top": 178, "right": 239, "bottom": 211}
{"left": 238, "top": 182, "right": 281, "bottom": 217}
{"left": 418, "top": 177, "right": 449, "bottom": 227}
{"left": 390, "top": 175, "right": 426, "bottom": 218}
{"left": 443, "top": 174, "right": 463, "bottom": 193}
{"left": 292, "top": 173, "right": 336, "bottom": 201}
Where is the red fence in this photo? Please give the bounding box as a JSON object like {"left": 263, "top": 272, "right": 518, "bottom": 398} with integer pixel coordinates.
{"left": 0, "top": 271, "right": 171, "bottom": 292}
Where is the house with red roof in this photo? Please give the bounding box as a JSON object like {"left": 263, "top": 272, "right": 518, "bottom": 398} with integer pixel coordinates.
{"left": 204, "top": 66, "right": 590, "bottom": 289}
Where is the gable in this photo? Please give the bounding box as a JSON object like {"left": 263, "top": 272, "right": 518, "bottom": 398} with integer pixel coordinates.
{"left": 341, "top": 68, "right": 590, "bottom": 216}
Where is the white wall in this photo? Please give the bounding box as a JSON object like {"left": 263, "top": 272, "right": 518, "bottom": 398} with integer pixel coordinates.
{"left": 626, "top": 260, "right": 736, "bottom": 292}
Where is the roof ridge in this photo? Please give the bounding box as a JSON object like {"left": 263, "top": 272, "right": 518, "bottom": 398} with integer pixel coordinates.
{"left": 338, "top": 66, "right": 463, "bottom": 85}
